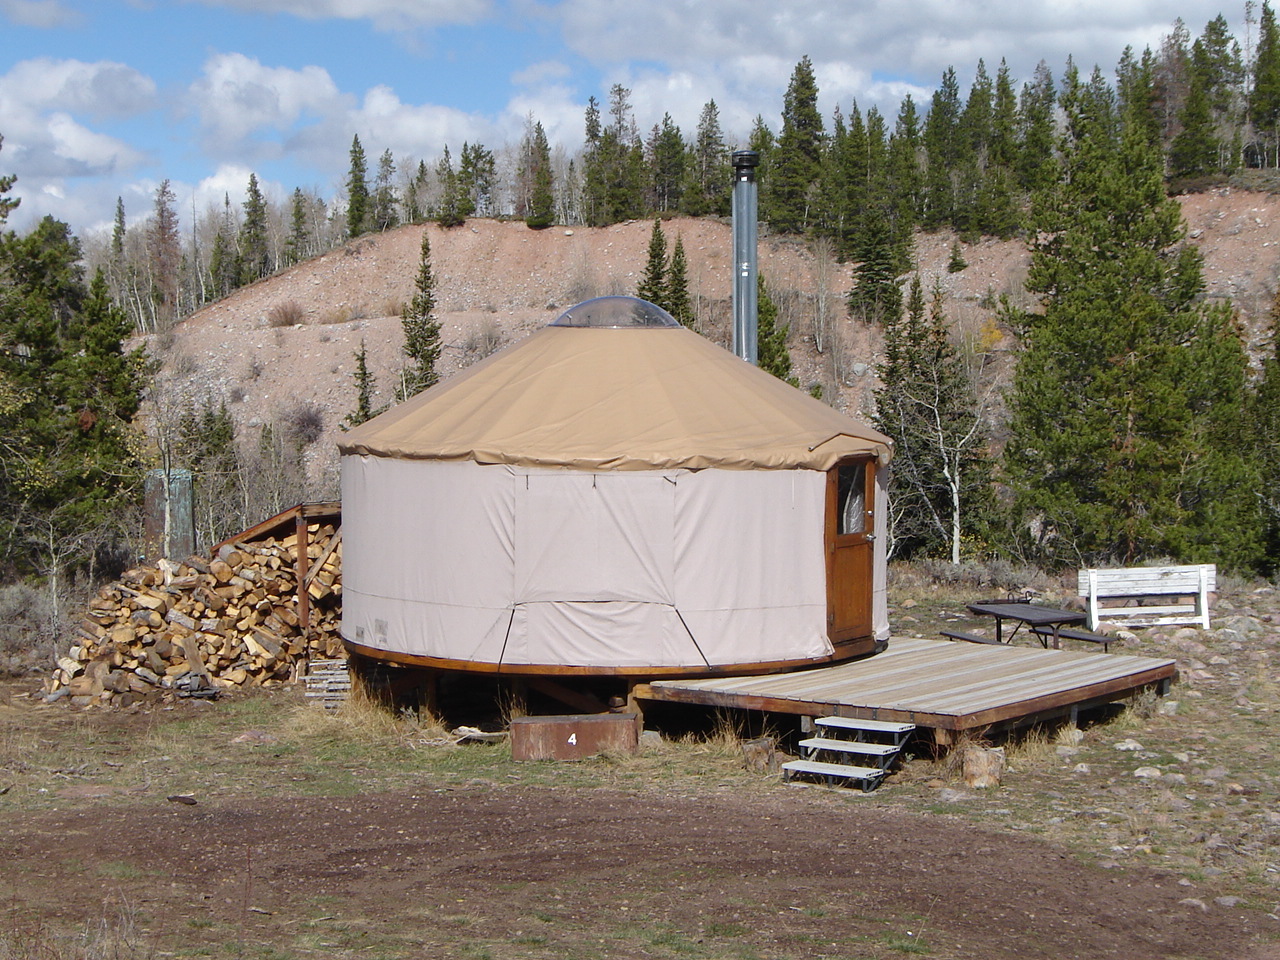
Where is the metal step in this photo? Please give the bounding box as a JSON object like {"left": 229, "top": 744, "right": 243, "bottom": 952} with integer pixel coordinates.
{"left": 798, "top": 737, "right": 898, "bottom": 758}
{"left": 782, "top": 758, "right": 887, "bottom": 791}
{"left": 813, "top": 716, "right": 915, "bottom": 736}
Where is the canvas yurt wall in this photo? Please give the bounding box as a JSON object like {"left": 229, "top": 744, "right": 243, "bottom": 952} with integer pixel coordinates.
{"left": 338, "top": 297, "right": 893, "bottom": 677}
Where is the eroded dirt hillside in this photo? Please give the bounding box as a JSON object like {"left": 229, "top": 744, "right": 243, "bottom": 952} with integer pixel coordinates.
{"left": 146, "top": 189, "right": 1280, "bottom": 490}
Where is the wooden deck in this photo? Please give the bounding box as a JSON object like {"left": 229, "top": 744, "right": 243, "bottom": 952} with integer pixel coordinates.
{"left": 634, "top": 637, "right": 1177, "bottom": 743}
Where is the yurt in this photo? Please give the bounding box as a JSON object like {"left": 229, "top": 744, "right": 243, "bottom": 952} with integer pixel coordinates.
{"left": 338, "top": 297, "right": 893, "bottom": 678}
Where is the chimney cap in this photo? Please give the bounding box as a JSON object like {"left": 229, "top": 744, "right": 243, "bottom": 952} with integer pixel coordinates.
{"left": 731, "top": 150, "right": 760, "bottom": 168}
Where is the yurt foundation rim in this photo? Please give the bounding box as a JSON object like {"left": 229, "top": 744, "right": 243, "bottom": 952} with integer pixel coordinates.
{"left": 343, "top": 637, "right": 884, "bottom": 679}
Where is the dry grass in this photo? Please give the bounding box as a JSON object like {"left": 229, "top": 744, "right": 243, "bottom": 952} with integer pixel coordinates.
{"left": 266, "top": 300, "right": 305, "bottom": 327}
{"left": 284, "top": 683, "right": 450, "bottom": 748}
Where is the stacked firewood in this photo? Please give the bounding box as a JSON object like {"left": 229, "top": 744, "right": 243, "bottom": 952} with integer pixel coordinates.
{"left": 46, "top": 523, "right": 343, "bottom": 706}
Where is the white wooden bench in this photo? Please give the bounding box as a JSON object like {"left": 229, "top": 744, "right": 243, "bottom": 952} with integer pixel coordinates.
{"left": 1077, "top": 564, "right": 1215, "bottom": 630}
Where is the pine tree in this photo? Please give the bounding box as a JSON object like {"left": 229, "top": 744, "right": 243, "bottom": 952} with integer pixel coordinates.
{"left": 399, "top": 230, "right": 441, "bottom": 399}
{"left": 923, "top": 67, "right": 962, "bottom": 228}
{"left": 238, "top": 172, "right": 270, "bottom": 285}
{"left": 1170, "top": 68, "right": 1218, "bottom": 179}
{"left": 768, "top": 56, "right": 825, "bottom": 234}
{"left": 648, "top": 113, "right": 686, "bottom": 213}
{"left": 0, "top": 216, "right": 148, "bottom": 585}
{"left": 636, "top": 219, "right": 668, "bottom": 306}
{"left": 343, "top": 339, "right": 382, "bottom": 429}
{"left": 757, "top": 275, "right": 797, "bottom": 386}
{"left": 284, "top": 187, "right": 311, "bottom": 266}
{"left": 1254, "top": 3, "right": 1280, "bottom": 166}
{"left": 874, "top": 276, "right": 991, "bottom": 560}
{"left": 0, "top": 135, "right": 17, "bottom": 223}
{"left": 147, "top": 179, "right": 180, "bottom": 329}
{"left": 1005, "top": 88, "right": 1262, "bottom": 569}
{"left": 346, "top": 135, "right": 370, "bottom": 238}
{"left": 525, "top": 122, "right": 555, "bottom": 229}
{"left": 666, "top": 236, "right": 694, "bottom": 328}
{"left": 458, "top": 142, "right": 496, "bottom": 218}
{"left": 682, "top": 100, "right": 730, "bottom": 217}
{"left": 582, "top": 86, "right": 644, "bottom": 226}
{"left": 372, "top": 149, "right": 399, "bottom": 231}
{"left": 435, "top": 146, "right": 465, "bottom": 228}
{"left": 847, "top": 216, "right": 902, "bottom": 325}
{"left": 1017, "top": 61, "right": 1058, "bottom": 194}
{"left": 1252, "top": 307, "right": 1280, "bottom": 571}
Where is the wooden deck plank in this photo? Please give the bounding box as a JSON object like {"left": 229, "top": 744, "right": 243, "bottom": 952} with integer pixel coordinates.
{"left": 640, "top": 636, "right": 1176, "bottom": 732}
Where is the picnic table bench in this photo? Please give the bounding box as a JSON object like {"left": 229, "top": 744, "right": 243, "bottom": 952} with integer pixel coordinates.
{"left": 1031, "top": 624, "right": 1114, "bottom": 653}
{"left": 1078, "top": 564, "right": 1215, "bottom": 630}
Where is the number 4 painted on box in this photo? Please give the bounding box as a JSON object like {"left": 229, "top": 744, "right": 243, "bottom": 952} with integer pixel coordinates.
{"left": 567, "top": 733, "right": 577, "bottom": 745}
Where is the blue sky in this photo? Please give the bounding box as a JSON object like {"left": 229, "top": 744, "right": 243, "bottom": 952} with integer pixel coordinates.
{"left": 0, "top": 0, "right": 1248, "bottom": 238}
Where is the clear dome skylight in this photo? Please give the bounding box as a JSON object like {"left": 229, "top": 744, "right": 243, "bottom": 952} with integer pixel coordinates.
{"left": 550, "top": 296, "right": 680, "bottom": 328}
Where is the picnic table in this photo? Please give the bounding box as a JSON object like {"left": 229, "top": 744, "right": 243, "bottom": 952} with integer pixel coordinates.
{"left": 964, "top": 600, "right": 1087, "bottom": 649}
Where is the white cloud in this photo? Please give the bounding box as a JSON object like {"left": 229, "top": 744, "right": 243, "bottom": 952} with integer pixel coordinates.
{"left": 511, "top": 60, "right": 572, "bottom": 87}
{"left": 551, "top": 0, "right": 1242, "bottom": 124}
{"left": 1, "top": 57, "right": 156, "bottom": 118}
{"left": 195, "top": 0, "right": 492, "bottom": 31}
{"left": 0, "top": 59, "right": 153, "bottom": 180}
{"left": 0, "top": 0, "right": 79, "bottom": 28}
{"left": 188, "top": 53, "right": 349, "bottom": 155}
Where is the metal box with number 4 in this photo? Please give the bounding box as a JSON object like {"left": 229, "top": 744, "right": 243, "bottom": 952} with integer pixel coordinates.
{"left": 510, "top": 713, "right": 639, "bottom": 761}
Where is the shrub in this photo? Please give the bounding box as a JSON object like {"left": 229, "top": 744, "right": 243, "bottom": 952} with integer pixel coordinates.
{"left": 267, "top": 301, "right": 306, "bottom": 327}
{"left": 281, "top": 401, "right": 324, "bottom": 447}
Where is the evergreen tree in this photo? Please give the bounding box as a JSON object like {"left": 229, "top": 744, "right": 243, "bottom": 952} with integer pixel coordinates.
{"left": 1254, "top": 3, "right": 1280, "bottom": 166}
{"left": 0, "top": 215, "right": 148, "bottom": 586}
{"left": 0, "top": 135, "right": 17, "bottom": 223}
{"left": 887, "top": 96, "right": 924, "bottom": 237}
{"left": 636, "top": 219, "right": 668, "bottom": 306}
{"left": 458, "top": 142, "right": 496, "bottom": 218}
{"left": 1170, "top": 67, "right": 1218, "bottom": 179}
{"left": 582, "top": 86, "right": 644, "bottom": 226}
{"left": 399, "top": 230, "right": 441, "bottom": 399}
{"left": 682, "top": 100, "right": 730, "bottom": 217}
{"left": 525, "top": 122, "right": 555, "bottom": 229}
{"left": 208, "top": 194, "right": 238, "bottom": 299}
{"left": 372, "top": 149, "right": 399, "bottom": 231}
{"left": 147, "top": 179, "right": 180, "bottom": 329}
{"left": 435, "top": 146, "right": 465, "bottom": 228}
{"left": 768, "top": 56, "right": 825, "bottom": 234}
{"left": 874, "top": 275, "right": 991, "bottom": 560}
{"left": 666, "top": 236, "right": 693, "bottom": 328}
{"left": 1017, "top": 61, "right": 1058, "bottom": 194}
{"left": 1252, "top": 306, "right": 1280, "bottom": 571}
{"left": 756, "top": 274, "right": 797, "bottom": 386}
{"left": 647, "top": 113, "right": 686, "bottom": 213}
{"left": 108, "top": 196, "right": 127, "bottom": 301}
{"left": 342, "top": 339, "right": 382, "bottom": 430}
{"left": 923, "top": 67, "right": 962, "bottom": 228}
{"left": 1005, "top": 88, "right": 1262, "bottom": 569}
{"left": 846, "top": 216, "right": 902, "bottom": 325}
{"left": 284, "top": 187, "right": 311, "bottom": 266}
{"left": 346, "top": 135, "right": 370, "bottom": 238}
{"left": 238, "top": 172, "right": 270, "bottom": 285}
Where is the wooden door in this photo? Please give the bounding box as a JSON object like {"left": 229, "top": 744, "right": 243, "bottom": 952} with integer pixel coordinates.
{"left": 826, "top": 457, "right": 875, "bottom": 645}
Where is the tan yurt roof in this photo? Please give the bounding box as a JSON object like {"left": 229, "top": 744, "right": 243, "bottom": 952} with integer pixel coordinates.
{"left": 339, "top": 299, "right": 892, "bottom": 472}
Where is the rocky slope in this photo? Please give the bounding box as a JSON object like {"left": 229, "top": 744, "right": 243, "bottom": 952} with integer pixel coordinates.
{"left": 145, "top": 188, "right": 1280, "bottom": 491}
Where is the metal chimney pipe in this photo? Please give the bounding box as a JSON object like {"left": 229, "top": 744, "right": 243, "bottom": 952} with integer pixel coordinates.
{"left": 731, "top": 150, "right": 760, "bottom": 364}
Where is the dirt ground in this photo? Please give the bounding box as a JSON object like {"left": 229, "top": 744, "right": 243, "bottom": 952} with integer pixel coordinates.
{"left": 2, "top": 784, "right": 1270, "bottom": 960}
{"left": 2, "top": 678, "right": 1278, "bottom": 960}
